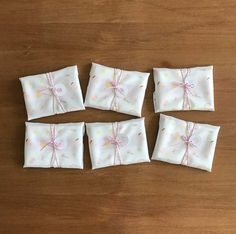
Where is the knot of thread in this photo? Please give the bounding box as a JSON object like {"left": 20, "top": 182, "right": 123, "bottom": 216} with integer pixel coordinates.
{"left": 180, "top": 82, "right": 194, "bottom": 93}
{"left": 48, "top": 86, "right": 62, "bottom": 95}
{"left": 181, "top": 135, "right": 196, "bottom": 148}
{"left": 107, "top": 136, "right": 123, "bottom": 148}
{"left": 47, "top": 139, "right": 62, "bottom": 150}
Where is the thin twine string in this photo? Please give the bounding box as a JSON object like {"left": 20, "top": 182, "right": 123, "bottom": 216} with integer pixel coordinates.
{"left": 46, "top": 72, "right": 66, "bottom": 113}
{"left": 107, "top": 122, "right": 123, "bottom": 165}
{"left": 180, "top": 122, "right": 196, "bottom": 166}
{"left": 40, "top": 124, "right": 60, "bottom": 167}
{"left": 179, "top": 68, "right": 194, "bottom": 110}
{"left": 109, "top": 69, "right": 124, "bottom": 111}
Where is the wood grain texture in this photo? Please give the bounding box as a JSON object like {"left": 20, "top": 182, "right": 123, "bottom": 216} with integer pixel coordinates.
{"left": 0, "top": 0, "right": 236, "bottom": 233}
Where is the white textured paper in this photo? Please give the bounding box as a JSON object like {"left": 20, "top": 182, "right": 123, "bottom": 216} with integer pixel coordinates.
{"left": 152, "top": 114, "right": 220, "bottom": 172}
{"left": 24, "top": 122, "right": 84, "bottom": 169}
{"left": 20, "top": 66, "right": 85, "bottom": 120}
{"left": 84, "top": 63, "right": 150, "bottom": 117}
{"left": 153, "top": 66, "right": 214, "bottom": 112}
{"left": 86, "top": 118, "right": 150, "bottom": 169}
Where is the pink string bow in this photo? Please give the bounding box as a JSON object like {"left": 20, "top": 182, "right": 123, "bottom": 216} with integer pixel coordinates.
{"left": 109, "top": 69, "right": 125, "bottom": 111}
{"left": 106, "top": 122, "right": 128, "bottom": 165}
{"left": 180, "top": 122, "right": 196, "bottom": 166}
{"left": 40, "top": 124, "right": 63, "bottom": 167}
{"left": 39, "top": 72, "right": 66, "bottom": 113}
{"left": 179, "top": 68, "right": 195, "bottom": 110}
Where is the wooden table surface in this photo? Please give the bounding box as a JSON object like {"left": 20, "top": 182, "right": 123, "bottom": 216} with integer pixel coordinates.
{"left": 0, "top": 1, "right": 236, "bottom": 233}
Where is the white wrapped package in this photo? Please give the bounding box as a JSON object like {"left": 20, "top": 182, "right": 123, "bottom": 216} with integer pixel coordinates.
{"left": 20, "top": 66, "right": 85, "bottom": 120}
{"left": 152, "top": 114, "right": 220, "bottom": 172}
{"left": 86, "top": 118, "right": 150, "bottom": 169}
{"left": 84, "top": 63, "right": 150, "bottom": 117}
{"left": 24, "top": 122, "right": 84, "bottom": 169}
{"left": 153, "top": 66, "right": 215, "bottom": 112}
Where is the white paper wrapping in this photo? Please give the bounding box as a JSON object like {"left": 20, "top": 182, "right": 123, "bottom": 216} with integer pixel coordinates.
{"left": 86, "top": 118, "right": 150, "bottom": 169}
{"left": 152, "top": 114, "right": 220, "bottom": 172}
{"left": 84, "top": 63, "right": 150, "bottom": 117}
{"left": 153, "top": 66, "right": 215, "bottom": 112}
{"left": 24, "top": 122, "right": 84, "bottom": 169}
{"left": 20, "top": 66, "right": 85, "bottom": 120}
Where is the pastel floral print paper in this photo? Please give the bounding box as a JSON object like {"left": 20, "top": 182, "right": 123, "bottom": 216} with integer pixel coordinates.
{"left": 152, "top": 114, "right": 220, "bottom": 172}
{"left": 153, "top": 66, "right": 215, "bottom": 112}
{"left": 19, "top": 65, "right": 85, "bottom": 120}
{"left": 24, "top": 122, "right": 84, "bottom": 169}
{"left": 86, "top": 118, "right": 150, "bottom": 169}
{"left": 84, "top": 63, "right": 150, "bottom": 117}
